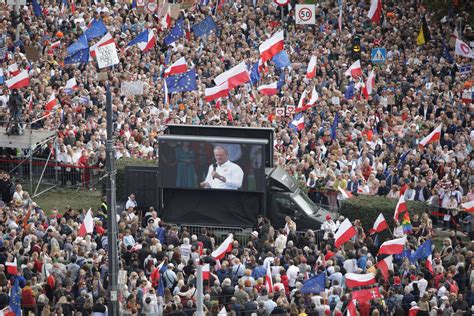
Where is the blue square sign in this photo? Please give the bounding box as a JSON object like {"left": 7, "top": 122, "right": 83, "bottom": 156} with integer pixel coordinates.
{"left": 371, "top": 48, "right": 386, "bottom": 63}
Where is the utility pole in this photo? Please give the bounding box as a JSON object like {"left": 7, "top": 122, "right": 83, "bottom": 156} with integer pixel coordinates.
{"left": 196, "top": 265, "right": 204, "bottom": 316}
{"left": 15, "top": 0, "right": 20, "bottom": 41}
{"left": 105, "top": 83, "right": 119, "bottom": 315}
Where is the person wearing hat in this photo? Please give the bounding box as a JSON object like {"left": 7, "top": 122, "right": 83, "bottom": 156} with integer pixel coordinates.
{"left": 321, "top": 215, "right": 336, "bottom": 240}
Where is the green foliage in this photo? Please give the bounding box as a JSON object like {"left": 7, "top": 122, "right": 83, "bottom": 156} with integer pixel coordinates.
{"left": 105, "top": 158, "right": 157, "bottom": 201}
{"left": 339, "top": 196, "right": 430, "bottom": 241}
{"left": 35, "top": 189, "right": 102, "bottom": 214}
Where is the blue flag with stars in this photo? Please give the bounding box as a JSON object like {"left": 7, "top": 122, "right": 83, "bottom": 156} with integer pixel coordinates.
{"left": 192, "top": 16, "right": 217, "bottom": 37}
{"left": 441, "top": 40, "right": 453, "bottom": 63}
{"left": 249, "top": 61, "right": 260, "bottom": 86}
{"left": 165, "top": 70, "right": 198, "bottom": 93}
{"left": 10, "top": 277, "right": 21, "bottom": 316}
{"left": 331, "top": 112, "right": 339, "bottom": 141}
{"left": 127, "top": 29, "right": 149, "bottom": 47}
{"left": 164, "top": 18, "right": 185, "bottom": 46}
{"left": 413, "top": 239, "right": 433, "bottom": 261}
{"left": 84, "top": 19, "right": 107, "bottom": 40}
{"left": 301, "top": 273, "right": 325, "bottom": 294}
{"left": 64, "top": 47, "right": 89, "bottom": 65}
{"left": 272, "top": 50, "right": 291, "bottom": 69}
{"left": 67, "top": 34, "right": 88, "bottom": 56}
{"left": 32, "top": 0, "right": 42, "bottom": 17}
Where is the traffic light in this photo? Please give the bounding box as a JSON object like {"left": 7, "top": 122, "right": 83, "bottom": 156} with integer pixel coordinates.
{"left": 352, "top": 35, "right": 361, "bottom": 60}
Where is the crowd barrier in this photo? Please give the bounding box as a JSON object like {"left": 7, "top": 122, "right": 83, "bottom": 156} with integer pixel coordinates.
{"left": 0, "top": 156, "right": 104, "bottom": 190}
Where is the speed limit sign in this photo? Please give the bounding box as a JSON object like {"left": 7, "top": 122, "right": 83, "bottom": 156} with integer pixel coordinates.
{"left": 295, "top": 4, "right": 315, "bottom": 25}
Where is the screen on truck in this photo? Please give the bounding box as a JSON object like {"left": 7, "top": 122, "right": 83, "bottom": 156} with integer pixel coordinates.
{"left": 159, "top": 136, "right": 266, "bottom": 192}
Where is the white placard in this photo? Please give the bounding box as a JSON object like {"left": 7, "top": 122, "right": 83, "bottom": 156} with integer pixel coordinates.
{"left": 331, "top": 96, "right": 340, "bottom": 105}
{"left": 7, "top": 0, "right": 26, "bottom": 5}
{"left": 286, "top": 105, "right": 295, "bottom": 116}
{"left": 121, "top": 81, "right": 145, "bottom": 96}
{"left": 275, "top": 107, "right": 285, "bottom": 116}
{"left": 295, "top": 4, "right": 315, "bottom": 25}
{"left": 96, "top": 43, "right": 119, "bottom": 69}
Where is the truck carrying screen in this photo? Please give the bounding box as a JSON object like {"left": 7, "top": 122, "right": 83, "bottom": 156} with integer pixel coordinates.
{"left": 159, "top": 135, "right": 267, "bottom": 192}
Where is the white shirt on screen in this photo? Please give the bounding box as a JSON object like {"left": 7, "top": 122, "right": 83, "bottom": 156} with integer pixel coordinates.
{"left": 204, "top": 160, "right": 244, "bottom": 189}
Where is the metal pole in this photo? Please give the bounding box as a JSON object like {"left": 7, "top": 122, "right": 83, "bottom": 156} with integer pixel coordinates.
{"left": 29, "top": 123, "right": 33, "bottom": 194}
{"left": 15, "top": 0, "right": 20, "bottom": 41}
{"left": 196, "top": 265, "right": 204, "bottom": 316}
{"left": 105, "top": 83, "right": 120, "bottom": 315}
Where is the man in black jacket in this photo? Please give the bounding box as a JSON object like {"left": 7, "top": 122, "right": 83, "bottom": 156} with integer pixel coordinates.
{"left": 414, "top": 180, "right": 431, "bottom": 202}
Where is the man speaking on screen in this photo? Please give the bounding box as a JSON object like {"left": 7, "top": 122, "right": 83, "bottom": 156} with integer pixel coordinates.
{"left": 200, "top": 146, "right": 244, "bottom": 190}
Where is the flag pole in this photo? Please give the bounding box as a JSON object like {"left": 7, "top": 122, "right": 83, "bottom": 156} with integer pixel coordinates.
{"left": 196, "top": 265, "right": 204, "bottom": 316}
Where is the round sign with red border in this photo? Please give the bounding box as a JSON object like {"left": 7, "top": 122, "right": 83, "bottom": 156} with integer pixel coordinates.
{"left": 273, "top": 0, "right": 289, "bottom": 6}
{"left": 146, "top": 0, "right": 157, "bottom": 13}
{"left": 460, "top": 42, "right": 471, "bottom": 55}
{"left": 298, "top": 8, "right": 312, "bottom": 22}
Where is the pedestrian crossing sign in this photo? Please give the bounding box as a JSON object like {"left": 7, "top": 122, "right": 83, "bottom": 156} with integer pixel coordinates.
{"left": 371, "top": 48, "right": 386, "bottom": 63}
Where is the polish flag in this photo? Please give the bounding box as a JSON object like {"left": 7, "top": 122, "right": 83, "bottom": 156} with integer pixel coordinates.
{"left": 45, "top": 93, "right": 59, "bottom": 112}
{"left": 258, "top": 58, "right": 268, "bottom": 74}
{"left": 6, "top": 70, "right": 29, "bottom": 90}
{"left": 367, "top": 0, "right": 382, "bottom": 23}
{"left": 376, "top": 255, "right": 393, "bottom": 281}
{"left": 202, "top": 263, "right": 210, "bottom": 280}
{"left": 455, "top": 39, "right": 474, "bottom": 59}
{"left": 296, "top": 87, "right": 318, "bottom": 112}
{"left": 259, "top": 30, "right": 285, "bottom": 62}
{"left": 334, "top": 218, "right": 357, "bottom": 248}
{"left": 257, "top": 82, "right": 278, "bottom": 96}
{"left": 1, "top": 306, "right": 17, "bottom": 316}
{"left": 78, "top": 208, "right": 94, "bottom": 237}
{"left": 345, "top": 273, "right": 376, "bottom": 288}
{"left": 90, "top": 33, "right": 116, "bottom": 58}
{"left": 205, "top": 82, "right": 229, "bottom": 102}
{"left": 51, "top": 40, "right": 61, "bottom": 49}
{"left": 378, "top": 236, "right": 407, "bottom": 255}
{"left": 164, "top": 57, "right": 188, "bottom": 77}
{"left": 347, "top": 300, "right": 357, "bottom": 316}
{"left": 344, "top": 60, "right": 363, "bottom": 78}
{"left": 137, "top": 29, "right": 156, "bottom": 52}
{"left": 5, "top": 258, "right": 17, "bottom": 275}
{"left": 338, "top": 186, "right": 352, "bottom": 200}
{"left": 362, "top": 70, "right": 376, "bottom": 99}
{"left": 425, "top": 254, "right": 433, "bottom": 274}
{"left": 393, "top": 195, "right": 408, "bottom": 220}
{"left": 461, "top": 200, "right": 474, "bottom": 212}
{"left": 65, "top": 78, "right": 78, "bottom": 90}
{"left": 214, "top": 62, "right": 250, "bottom": 89}
{"left": 211, "top": 234, "right": 234, "bottom": 260}
{"left": 306, "top": 55, "right": 317, "bottom": 79}
{"left": 265, "top": 265, "right": 273, "bottom": 293}
{"left": 8, "top": 63, "right": 20, "bottom": 76}
{"left": 369, "top": 213, "right": 388, "bottom": 234}
{"left": 161, "top": 6, "right": 172, "bottom": 30}
{"left": 418, "top": 124, "right": 442, "bottom": 149}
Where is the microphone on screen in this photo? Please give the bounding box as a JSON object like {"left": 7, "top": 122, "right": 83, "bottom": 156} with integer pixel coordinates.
{"left": 212, "top": 162, "right": 217, "bottom": 179}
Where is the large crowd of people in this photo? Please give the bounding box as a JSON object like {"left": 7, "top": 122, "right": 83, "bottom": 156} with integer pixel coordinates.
{"left": 0, "top": 0, "right": 473, "bottom": 315}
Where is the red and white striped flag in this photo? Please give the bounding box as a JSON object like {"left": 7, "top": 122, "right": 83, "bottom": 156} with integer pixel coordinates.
{"left": 344, "top": 60, "right": 362, "bottom": 78}
{"left": 5, "top": 258, "right": 17, "bottom": 275}
{"left": 90, "top": 33, "right": 116, "bottom": 58}
{"left": 393, "top": 195, "right": 408, "bottom": 220}
{"left": 202, "top": 263, "right": 210, "bottom": 280}
{"left": 7, "top": 63, "right": 20, "bottom": 76}
{"left": 45, "top": 93, "right": 59, "bottom": 112}
{"left": 367, "top": 0, "right": 382, "bottom": 23}
{"left": 378, "top": 236, "right": 406, "bottom": 255}
{"left": 376, "top": 255, "right": 393, "bottom": 281}
{"left": 257, "top": 82, "right": 278, "bottom": 96}
{"left": 205, "top": 82, "right": 229, "bottom": 102}
{"left": 418, "top": 124, "right": 442, "bottom": 149}
{"left": 369, "top": 213, "right": 388, "bottom": 234}
{"left": 345, "top": 273, "right": 376, "bottom": 288}
{"left": 259, "top": 30, "right": 284, "bottom": 62}
{"left": 334, "top": 218, "right": 356, "bottom": 248}
{"left": 161, "top": 5, "right": 172, "bottom": 30}
{"left": 265, "top": 265, "right": 273, "bottom": 293}
{"left": 78, "top": 208, "right": 94, "bottom": 237}
{"left": 461, "top": 200, "right": 474, "bottom": 212}
{"left": 6, "top": 70, "right": 29, "bottom": 90}
{"left": 338, "top": 186, "right": 353, "bottom": 200}
{"left": 164, "top": 57, "right": 188, "bottom": 78}
{"left": 211, "top": 234, "right": 234, "bottom": 260}
{"left": 425, "top": 254, "right": 433, "bottom": 274}
{"left": 306, "top": 56, "right": 317, "bottom": 79}
{"left": 214, "top": 62, "right": 250, "bottom": 89}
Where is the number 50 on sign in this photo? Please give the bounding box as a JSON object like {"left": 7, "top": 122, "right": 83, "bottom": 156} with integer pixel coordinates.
{"left": 296, "top": 4, "right": 315, "bottom": 25}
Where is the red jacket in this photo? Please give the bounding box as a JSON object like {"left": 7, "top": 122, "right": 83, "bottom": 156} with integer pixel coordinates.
{"left": 21, "top": 286, "right": 36, "bottom": 308}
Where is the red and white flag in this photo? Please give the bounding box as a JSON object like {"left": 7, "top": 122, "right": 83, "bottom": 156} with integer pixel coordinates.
{"left": 393, "top": 195, "right": 408, "bottom": 220}
{"left": 259, "top": 30, "right": 284, "bottom": 62}
{"left": 214, "top": 62, "right": 250, "bottom": 89}
{"left": 461, "top": 200, "right": 474, "bottom": 212}
{"left": 78, "top": 208, "right": 94, "bottom": 237}
{"left": 367, "top": 0, "right": 382, "bottom": 23}
{"left": 205, "top": 82, "right": 229, "bottom": 102}
{"left": 362, "top": 70, "right": 376, "bottom": 99}
{"left": 334, "top": 218, "right": 357, "bottom": 248}
{"left": 5, "top": 258, "right": 17, "bottom": 275}
{"left": 369, "top": 213, "right": 388, "bottom": 234}
{"left": 160, "top": 6, "right": 172, "bottom": 30}
{"left": 376, "top": 255, "right": 393, "bottom": 281}
{"left": 211, "top": 234, "right": 234, "bottom": 260}
{"left": 265, "top": 265, "right": 273, "bottom": 293}
{"left": 8, "top": 63, "right": 20, "bottom": 76}
{"left": 296, "top": 87, "right": 318, "bottom": 112}
{"left": 418, "top": 124, "right": 442, "bottom": 149}
{"left": 1, "top": 306, "right": 17, "bottom": 316}
{"left": 164, "top": 57, "right": 188, "bottom": 77}
{"left": 455, "top": 38, "right": 474, "bottom": 59}
{"left": 65, "top": 78, "right": 78, "bottom": 90}
{"left": 6, "top": 70, "right": 29, "bottom": 90}
{"left": 202, "top": 263, "right": 210, "bottom": 280}
{"left": 344, "top": 60, "right": 362, "bottom": 78}
{"left": 425, "top": 254, "right": 433, "bottom": 274}
{"left": 257, "top": 82, "right": 278, "bottom": 96}
{"left": 347, "top": 300, "right": 357, "bottom": 316}
{"left": 306, "top": 55, "right": 317, "bottom": 79}
{"left": 378, "top": 236, "right": 406, "bottom": 255}
{"left": 90, "top": 33, "right": 116, "bottom": 58}
{"left": 338, "top": 186, "right": 353, "bottom": 200}
{"left": 51, "top": 40, "right": 61, "bottom": 50}
{"left": 45, "top": 93, "right": 59, "bottom": 112}
{"left": 345, "top": 272, "right": 376, "bottom": 288}
{"left": 137, "top": 29, "right": 156, "bottom": 52}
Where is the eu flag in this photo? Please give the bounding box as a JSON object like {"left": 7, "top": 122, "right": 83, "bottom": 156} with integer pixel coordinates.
{"left": 277, "top": 71, "right": 285, "bottom": 90}
{"left": 84, "top": 19, "right": 107, "bottom": 40}
{"left": 64, "top": 48, "right": 89, "bottom": 65}
{"left": 127, "top": 29, "right": 149, "bottom": 47}
{"left": 9, "top": 277, "right": 21, "bottom": 316}
{"left": 413, "top": 239, "right": 433, "bottom": 261}
{"left": 441, "top": 40, "right": 453, "bottom": 63}
{"left": 249, "top": 61, "right": 260, "bottom": 86}
{"left": 344, "top": 81, "right": 355, "bottom": 100}
{"left": 192, "top": 16, "right": 217, "bottom": 37}
{"left": 67, "top": 34, "right": 88, "bottom": 56}
{"left": 32, "top": 0, "right": 42, "bottom": 17}
{"left": 331, "top": 112, "right": 339, "bottom": 140}
{"left": 165, "top": 70, "right": 198, "bottom": 93}
{"left": 396, "top": 150, "right": 410, "bottom": 170}
{"left": 301, "top": 273, "right": 326, "bottom": 294}
{"left": 272, "top": 50, "right": 291, "bottom": 70}
{"left": 164, "top": 19, "right": 185, "bottom": 46}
